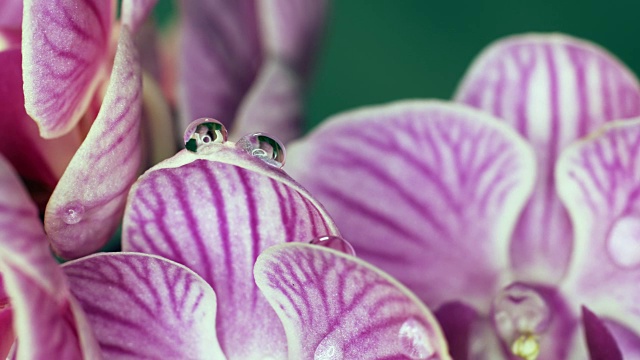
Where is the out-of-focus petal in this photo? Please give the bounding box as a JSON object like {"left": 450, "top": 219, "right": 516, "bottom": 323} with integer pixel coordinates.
{"left": 45, "top": 28, "right": 142, "bottom": 259}
{"left": 64, "top": 253, "right": 225, "bottom": 359}
{"left": 120, "top": 0, "right": 157, "bottom": 34}
{"left": 123, "top": 147, "right": 338, "bottom": 359}
{"left": 455, "top": 34, "right": 640, "bottom": 282}
{"left": 556, "top": 119, "right": 640, "bottom": 342}
{"left": 232, "top": 60, "right": 301, "bottom": 142}
{"left": 582, "top": 307, "right": 623, "bottom": 360}
{"left": 257, "top": 0, "right": 328, "bottom": 77}
{"left": 0, "top": 155, "right": 101, "bottom": 359}
{"left": 178, "top": 0, "right": 261, "bottom": 130}
{"left": 286, "top": 100, "right": 536, "bottom": 310}
{"left": 434, "top": 302, "right": 478, "bottom": 360}
{"left": 0, "top": 0, "right": 22, "bottom": 29}
{"left": 254, "top": 243, "right": 451, "bottom": 359}
{"left": 0, "top": 29, "right": 20, "bottom": 51}
{"left": 22, "top": 0, "right": 115, "bottom": 138}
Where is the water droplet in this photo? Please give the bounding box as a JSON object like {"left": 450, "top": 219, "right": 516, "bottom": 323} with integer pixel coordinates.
{"left": 237, "top": 133, "right": 286, "bottom": 168}
{"left": 398, "top": 318, "right": 435, "bottom": 359}
{"left": 310, "top": 236, "right": 356, "bottom": 256}
{"left": 607, "top": 216, "right": 640, "bottom": 267}
{"left": 62, "top": 201, "right": 85, "bottom": 225}
{"left": 314, "top": 337, "right": 342, "bottom": 360}
{"left": 492, "top": 283, "right": 550, "bottom": 343}
{"left": 184, "top": 118, "right": 228, "bottom": 152}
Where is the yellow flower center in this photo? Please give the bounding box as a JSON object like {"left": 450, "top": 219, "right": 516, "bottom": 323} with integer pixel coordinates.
{"left": 511, "top": 333, "right": 540, "bottom": 360}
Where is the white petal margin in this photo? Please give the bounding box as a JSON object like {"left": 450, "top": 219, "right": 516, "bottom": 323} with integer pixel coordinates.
{"left": 45, "top": 27, "right": 143, "bottom": 259}
{"left": 556, "top": 119, "right": 640, "bottom": 346}
{"left": 254, "top": 243, "right": 452, "bottom": 360}
{"left": 286, "top": 100, "right": 536, "bottom": 311}
{"left": 123, "top": 146, "right": 339, "bottom": 359}
{"left": 455, "top": 34, "right": 640, "bottom": 283}
{"left": 0, "top": 154, "right": 101, "bottom": 359}
{"left": 63, "top": 253, "right": 226, "bottom": 359}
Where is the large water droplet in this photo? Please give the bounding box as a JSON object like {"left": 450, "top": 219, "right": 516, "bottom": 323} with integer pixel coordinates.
{"left": 237, "top": 133, "right": 286, "bottom": 168}
{"left": 398, "top": 318, "right": 435, "bottom": 359}
{"left": 314, "top": 337, "right": 342, "bottom": 360}
{"left": 62, "top": 201, "right": 85, "bottom": 225}
{"left": 310, "top": 236, "right": 356, "bottom": 256}
{"left": 606, "top": 216, "right": 640, "bottom": 267}
{"left": 492, "top": 283, "right": 550, "bottom": 342}
{"left": 184, "top": 118, "right": 228, "bottom": 152}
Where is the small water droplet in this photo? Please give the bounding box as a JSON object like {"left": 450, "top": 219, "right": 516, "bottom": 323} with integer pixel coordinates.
{"left": 184, "top": 118, "right": 228, "bottom": 152}
{"left": 62, "top": 202, "right": 85, "bottom": 225}
{"left": 237, "top": 133, "right": 286, "bottom": 168}
{"left": 607, "top": 216, "right": 640, "bottom": 267}
{"left": 314, "top": 337, "right": 342, "bottom": 360}
{"left": 398, "top": 318, "right": 435, "bottom": 359}
{"left": 310, "top": 236, "right": 356, "bottom": 256}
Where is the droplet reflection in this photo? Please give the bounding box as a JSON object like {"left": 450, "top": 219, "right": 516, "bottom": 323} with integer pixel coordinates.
{"left": 184, "top": 118, "right": 228, "bottom": 152}
{"left": 62, "top": 201, "right": 85, "bottom": 225}
{"left": 398, "top": 318, "right": 435, "bottom": 359}
{"left": 314, "top": 337, "right": 342, "bottom": 360}
{"left": 237, "top": 133, "right": 286, "bottom": 168}
{"left": 310, "top": 236, "right": 356, "bottom": 256}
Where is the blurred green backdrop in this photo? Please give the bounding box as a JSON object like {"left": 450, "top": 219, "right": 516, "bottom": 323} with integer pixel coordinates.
{"left": 155, "top": 0, "right": 640, "bottom": 132}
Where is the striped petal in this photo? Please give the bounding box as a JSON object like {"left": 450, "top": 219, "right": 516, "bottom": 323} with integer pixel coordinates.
{"left": 64, "top": 253, "right": 225, "bottom": 359}
{"left": 120, "top": 0, "right": 157, "bottom": 34}
{"left": 22, "top": 0, "right": 114, "bottom": 138}
{"left": 0, "top": 155, "right": 100, "bottom": 359}
{"left": 45, "top": 28, "right": 142, "bottom": 259}
{"left": 257, "top": 0, "right": 328, "bottom": 77}
{"left": 455, "top": 34, "right": 640, "bottom": 282}
{"left": 286, "top": 101, "right": 536, "bottom": 310}
{"left": 123, "top": 147, "right": 338, "bottom": 359}
{"left": 178, "top": 0, "right": 261, "bottom": 129}
{"left": 232, "top": 60, "right": 301, "bottom": 142}
{"left": 254, "top": 243, "right": 451, "bottom": 359}
{"left": 556, "top": 119, "right": 640, "bottom": 347}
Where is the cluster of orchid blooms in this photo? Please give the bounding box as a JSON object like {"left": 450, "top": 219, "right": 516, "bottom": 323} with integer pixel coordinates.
{"left": 0, "top": 0, "right": 639, "bottom": 359}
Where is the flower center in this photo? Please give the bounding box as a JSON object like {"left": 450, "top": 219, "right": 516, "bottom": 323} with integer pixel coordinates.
{"left": 491, "top": 283, "right": 550, "bottom": 360}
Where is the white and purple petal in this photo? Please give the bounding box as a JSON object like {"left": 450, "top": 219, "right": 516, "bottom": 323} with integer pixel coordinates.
{"left": 22, "top": 0, "right": 115, "bottom": 138}
{"left": 0, "top": 154, "right": 101, "bottom": 359}
{"left": 556, "top": 119, "right": 640, "bottom": 347}
{"left": 64, "top": 253, "right": 225, "bottom": 359}
{"left": 254, "top": 243, "right": 451, "bottom": 359}
{"left": 45, "top": 28, "right": 142, "bottom": 259}
{"left": 123, "top": 147, "right": 338, "bottom": 359}
{"left": 455, "top": 34, "right": 640, "bottom": 282}
{"left": 286, "top": 100, "right": 536, "bottom": 310}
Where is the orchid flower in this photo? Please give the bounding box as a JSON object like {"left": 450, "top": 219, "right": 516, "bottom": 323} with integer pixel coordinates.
{"left": 0, "top": 112, "right": 452, "bottom": 358}
{"left": 0, "top": 0, "right": 175, "bottom": 259}
{"left": 178, "top": 0, "right": 328, "bottom": 143}
{"left": 285, "top": 34, "right": 640, "bottom": 359}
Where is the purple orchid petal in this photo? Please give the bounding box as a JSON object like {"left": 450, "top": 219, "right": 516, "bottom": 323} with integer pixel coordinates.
{"left": 257, "top": 0, "right": 328, "bottom": 77}
{"left": 582, "top": 306, "right": 622, "bottom": 360}
{"left": 434, "top": 302, "right": 478, "bottom": 360}
{"left": 455, "top": 34, "right": 640, "bottom": 282}
{"left": 22, "top": 0, "right": 115, "bottom": 138}
{"left": 232, "top": 60, "right": 301, "bottom": 142}
{"left": 0, "top": 29, "right": 20, "bottom": 51}
{"left": 123, "top": 147, "right": 339, "bottom": 359}
{"left": 178, "top": 0, "right": 262, "bottom": 130}
{"left": 254, "top": 243, "right": 451, "bottom": 359}
{"left": 45, "top": 28, "right": 142, "bottom": 259}
{"left": 0, "top": 154, "right": 101, "bottom": 359}
{"left": 64, "top": 253, "right": 225, "bottom": 359}
{"left": 286, "top": 101, "right": 536, "bottom": 310}
{"left": 556, "top": 119, "right": 640, "bottom": 342}
{"left": 120, "top": 0, "right": 157, "bottom": 34}
{"left": 0, "top": 0, "right": 22, "bottom": 29}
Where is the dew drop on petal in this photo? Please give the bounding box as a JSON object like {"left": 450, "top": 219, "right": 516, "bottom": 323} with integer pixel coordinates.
{"left": 314, "top": 337, "right": 342, "bottom": 360}
{"left": 606, "top": 216, "right": 640, "bottom": 267}
{"left": 62, "top": 201, "right": 85, "bottom": 225}
{"left": 237, "top": 133, "right": 286, "bottom": 168}
{"left": 398, "top": 317, "right": 435, "bottom": 359}
{"left": 310, "top": 236, "right": 356, "bottom": 256}
{"left": 184, "top": 118, "right": 228, "bottom": 152}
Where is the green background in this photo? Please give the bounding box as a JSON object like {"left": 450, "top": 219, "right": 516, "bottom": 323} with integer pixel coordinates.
{"left": 155, "top": 0, "right": 640, "bottom": 132}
